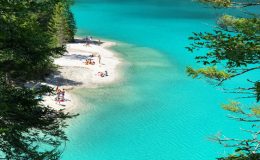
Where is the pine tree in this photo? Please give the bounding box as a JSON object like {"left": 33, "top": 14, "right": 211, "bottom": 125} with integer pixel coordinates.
{"left": 48, "top": 1, "right": 76, "bottom": 47}
{"left": 0, "top": 1, "right": 77, "bottom": 159}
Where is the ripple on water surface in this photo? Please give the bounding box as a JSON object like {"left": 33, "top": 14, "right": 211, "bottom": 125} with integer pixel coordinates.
{"left": 62, "top": 43, "right": 243, "bottom": 160}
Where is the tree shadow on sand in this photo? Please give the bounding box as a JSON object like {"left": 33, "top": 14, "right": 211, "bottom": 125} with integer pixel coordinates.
{"left": 72, "top": 38, "right": 104, "bottom": 45}
{"left": 45, "top": 70, "right": 83, "bottom": 87}
{"left": 63, "top": 54, "right": 91, "bottom": 61}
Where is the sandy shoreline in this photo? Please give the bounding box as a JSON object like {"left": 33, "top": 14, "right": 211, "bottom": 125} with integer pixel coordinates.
{"left": 42, "top": 39, "right": 122, "bottom": 111}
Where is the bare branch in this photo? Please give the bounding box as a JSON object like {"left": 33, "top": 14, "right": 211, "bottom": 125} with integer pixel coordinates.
{"left": 217, "top": 66, "right": 260, "bottom": 86}
{"left": 227, "top": 114, "right": 260, "bottom": 122}
{"left": 231, "top": 2, "right": 260, "bottom": 8}
{"left": 240, "top": 128, "right": 260, "bottom": 135}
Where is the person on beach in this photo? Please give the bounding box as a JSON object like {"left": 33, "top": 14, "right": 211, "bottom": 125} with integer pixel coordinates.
{"left": 85, "top": 59, "right": 95, "bottom": 65}
{"left": 84, "top": 59, "right": 89, "bottom": 65}
{"left": 98, "top": 54, "right": 101, "bottom": 64}
{"left": 55, "top": 85, "right": 59, "bottom": 93}
{"left": 55, "top": 88, "right": 65, "bottom": 104}
{"left": 60, "top": 89, "right": 65, "bottom": 102}
{"left": 97, "top": 71, "right": 108, "bottom": 77}
{"left": 85, "top": 36, "right": 89, "bottom": 45}
{"left": 86, "top": 36, "right": 92, "bottom": 45}
{"left": 104, "top": 70, "right": 108, "bottom": 76}
{"left": 97, "top": 72, "right": 104, "bottom": 77}
{"left": 56, "top": 89, "right": 61, "bottom": 104}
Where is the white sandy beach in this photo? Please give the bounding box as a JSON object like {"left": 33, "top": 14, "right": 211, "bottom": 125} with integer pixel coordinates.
{"left": 42, "top": 39, "right": 121, "bottom": 111}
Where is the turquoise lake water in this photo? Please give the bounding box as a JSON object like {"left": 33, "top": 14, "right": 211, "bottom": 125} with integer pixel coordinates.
{"left": 62, "top": 0, "right": 251, "bottom": 159}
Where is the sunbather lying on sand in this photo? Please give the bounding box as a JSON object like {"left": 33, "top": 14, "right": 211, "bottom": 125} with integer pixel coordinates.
{"left": 96, "top": 71, "right": 108, "bottom": 77}
{"left": 84, "top": 59, "right": 95, "bottom": 65}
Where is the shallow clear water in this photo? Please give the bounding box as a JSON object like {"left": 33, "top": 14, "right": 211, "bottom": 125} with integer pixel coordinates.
{"left": 62, "top": 1, "right": 250, "bottom": 159}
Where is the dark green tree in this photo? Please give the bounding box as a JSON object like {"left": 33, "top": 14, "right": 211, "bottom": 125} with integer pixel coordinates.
{"left": 48, "top": 0, "right": 76, "bottom": 47}
{"left": 0, "top": 0, "right": 66, "bottom": 83}
{"left": 186, "top": 0, "right": 260, "bottom": 159}
{"left": 0, "top": 0, "right": 77, "bottom": 159}
{"left": 0, "top": 77, "right": 76, "bottom": 159}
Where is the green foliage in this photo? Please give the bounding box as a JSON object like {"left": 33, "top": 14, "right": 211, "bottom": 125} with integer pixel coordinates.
{"left": 198, "top": 0, "right": 260, "bottom": 8}
{"left": 186, "top": 66, "right": 231, "bottom": 80}
{"left": 221, "top": 101, "right": 242, "bottom": 113}
{"left": 251, "top": 107, "right": 260, "bottom": 116}
{"left": 186, "top": 30, "right": 259, "bottom": 68}
{"left": 222, "top": 101, "right": 260, "bottom": 116}
{"left": 217, "top": 153, "right": 260, "bottom": 160}
{"left": 0, "top": 0, "right": 77, "bottom": 159}
{"left": 198, "top": 0, "right": 232, "bottom": 7}
{"left": 187, "top": 0, "right": 260, "bottom": 159}
{"left": 0, "top": 1, "right": 66, "bottom": 83}
{"left": 218, "top": 15, "right": 260, "bottom": 36}
{"left": 0, "top": 78, "right": 76, "bottom": 159}
{"left": 48, "top": 1, "right": 76, "bottom": 47}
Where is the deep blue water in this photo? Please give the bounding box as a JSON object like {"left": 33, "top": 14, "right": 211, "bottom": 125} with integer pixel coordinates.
{"left": 61, "top": 1, "right": 250, "bottom": 159}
